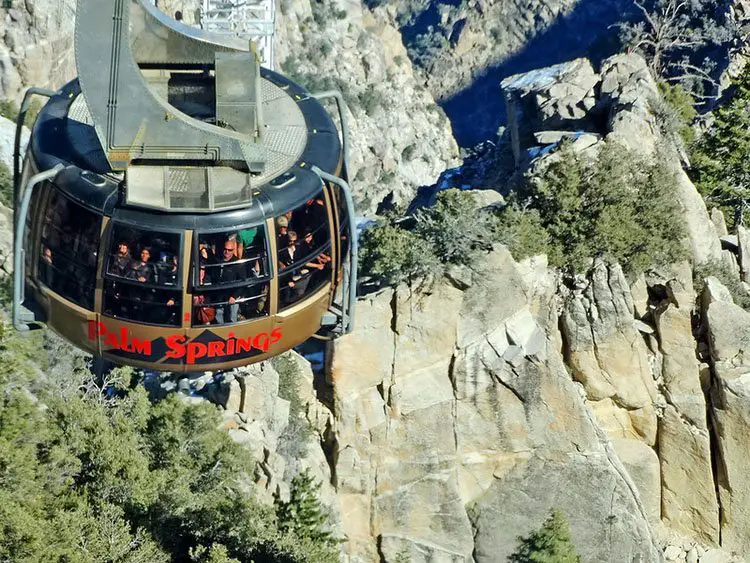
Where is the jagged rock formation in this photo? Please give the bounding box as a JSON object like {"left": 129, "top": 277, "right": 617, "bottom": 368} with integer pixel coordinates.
{"left": 330, "top": 249, "right": 661, "bottom": 562}
{"left": 502, "top": 53, "right": 724, "bottom": 266}
{"left": 0, "top": 0, "right": 76, "bottom": 101}
{"left": 704, "top": 278, "right": 750, "bottom": 554}
{"left": 275, "top": 0, "right": 459, "bottom": 213}
{"left": 371, "top": 0, "right": 631, "bottom": 145}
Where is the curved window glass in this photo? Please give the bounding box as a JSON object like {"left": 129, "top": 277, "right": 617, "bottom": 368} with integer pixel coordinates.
{"left": 277, "top": 192, "right": 332, "bottom": 310}
{"left": 191, "top": 226, "right": 270, "bottom": 326}
{"left": 102, "top": 224, "right": 182, "bottom": 326}
{"left": 38, "top": 187, "right": 100, "bottom": 309}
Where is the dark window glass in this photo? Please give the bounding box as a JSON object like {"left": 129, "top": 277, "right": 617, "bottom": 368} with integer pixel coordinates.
{"left": 39, "top": 188, "right": 100, "bottom": 309}
{"left": 102, "top": 225, "right": 182, "bottom": 326}
{"left": 192, "top": 226, "right": 269, "bottom": 326}
{"left": 277, "top": 191, "right": 332, "bottom": 310}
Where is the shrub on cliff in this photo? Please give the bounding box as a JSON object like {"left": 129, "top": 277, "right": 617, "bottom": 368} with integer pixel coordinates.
{"left": 359, "top": 221, "right": 441, "bottom": 284}
{"left": 509, "top": 509, "right": 581, "bottom": 563}
{"left": 414, "top": 188, "right": 496, "bottom": 265}
{"left": 508, "top": 141, "right": 686, "bottom": 276}
{"left": 690, "top": 67, "right": 750, "bottom": 228}
{"left": 359, "top": 189, "right": 498, "bottom": 284}
{"left": 0, "top": 161, "right": 13, "bottom": 206}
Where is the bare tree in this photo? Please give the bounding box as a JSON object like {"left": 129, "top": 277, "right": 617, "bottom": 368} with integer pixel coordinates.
{"left": 618, "top": 0, "right": 737, "bottom": 102}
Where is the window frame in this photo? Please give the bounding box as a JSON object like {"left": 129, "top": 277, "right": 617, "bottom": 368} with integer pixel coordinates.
{"left": 102, "top": 220, "right": 186, "bottom": 291}
{"left": 190, "top": 223, "right": 272, "bottom": 292}
{"left": 100, "top": 221, "right": 185, "bottom": 327}
{"left": 276, "top": 191, "right": 334, "bottom": 311}
{"left": 37, "top": 184, "right": 102, "bottom": 310}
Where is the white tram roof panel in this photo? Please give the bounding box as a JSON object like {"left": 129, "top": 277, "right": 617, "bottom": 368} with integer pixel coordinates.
{"left": 66, "top": 73, "right": 310, "bottom": 212}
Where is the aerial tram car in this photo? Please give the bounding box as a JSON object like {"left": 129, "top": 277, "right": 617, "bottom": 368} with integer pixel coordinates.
{"left": 12, "top": 0, "right": 357, "bottom": 372}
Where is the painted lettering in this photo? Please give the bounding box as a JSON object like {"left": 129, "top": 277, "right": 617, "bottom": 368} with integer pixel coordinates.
{"left": 86, "top": 320, "right": 282, "bottom": 363}
{"left": 207, "top": 341, "right": 224, "bottom": 357}
{"left": 187, "top": 342, "right": 208, "bottom": 364}
{"left": 88, "top": 320, "right": 152, "bottom": 355}
{"left": 253, "top": 332, "right": 270, "bottom": 352}
{"left": 235, "top": 336, "right": 253, "bottom": 353}
{"left": 165, "top": 335, "right": 187, "bottom": 358}
{"left": 270, "top": 327, "right": 282, "bottom": 344}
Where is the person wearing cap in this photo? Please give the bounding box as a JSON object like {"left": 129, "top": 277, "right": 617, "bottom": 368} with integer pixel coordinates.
{"left": 276, "top": 216, "right": 289, "bottom": 250}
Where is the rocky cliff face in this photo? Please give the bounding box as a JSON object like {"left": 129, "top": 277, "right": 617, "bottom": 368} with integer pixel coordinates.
{"left": 275, "top": 0, "right": 459, "bottom": 213}
{"left": 330, "top": 250, "right": 661, "bottom": 562}
{"left": 0, "top": 0, "right": 76, "bottom": 101}
{"left": 371, "top": 0, "right": 631, "bottom": 145}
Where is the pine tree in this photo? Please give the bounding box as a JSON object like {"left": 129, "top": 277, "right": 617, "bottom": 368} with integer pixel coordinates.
{"left": 509, "top": 509, "right": 581, "bottom": 563}
{"left": 691, "top": 67, "right": 750, "bottom": 227}
{"left": 276, "top": 470, "right": 337, "bottom": 549}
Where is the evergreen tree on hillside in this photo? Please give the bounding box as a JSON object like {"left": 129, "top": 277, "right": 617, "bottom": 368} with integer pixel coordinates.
{"left": 0, "top": 321, "right": 339, "bottom": 563}
{"left": 276, "top": 470, "right": 338, "bottom": 551}
{"left": 509, "top": 509, "right": 581, "bottom": 563}
{"left": 690, "top": 67, "right": 750, "bottom": 227}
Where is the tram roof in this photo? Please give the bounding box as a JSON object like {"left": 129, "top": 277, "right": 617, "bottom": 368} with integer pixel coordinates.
{"left": 29, "top": 71, "right": 341, "bottom": 229}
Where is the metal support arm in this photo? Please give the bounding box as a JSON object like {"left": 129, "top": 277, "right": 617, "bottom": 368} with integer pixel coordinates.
{"left": 311, "top": 166, "right": 357, "bottom": 335}
{"left": 13, "top": 87, "right": 57, "bottom": 202}
{"left": 13, "top": 164, "right": 65, "bottom": 332}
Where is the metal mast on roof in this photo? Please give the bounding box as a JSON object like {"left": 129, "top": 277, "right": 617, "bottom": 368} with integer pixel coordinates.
{"left": 200, "top": 0, "right": 275, "bottom": 70}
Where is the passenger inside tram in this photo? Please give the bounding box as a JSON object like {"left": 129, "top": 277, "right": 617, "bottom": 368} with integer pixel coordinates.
{"left": 192, "top": 229, "right": 270, "bottom": 326}
{"left": 103, "top": 226, "right": 182, "bottom": 326}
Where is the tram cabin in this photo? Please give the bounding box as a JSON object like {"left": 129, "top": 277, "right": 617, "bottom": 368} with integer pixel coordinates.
{"left": 13, "top": 0, "right": 355, "bottom": 372}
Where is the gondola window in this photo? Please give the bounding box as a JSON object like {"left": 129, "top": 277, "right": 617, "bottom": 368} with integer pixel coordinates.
{"left": 39, "top": 187, "right": 100, "bottom": 309}
{"left": 102, "top": 225, "right": 182, "bottom": 326}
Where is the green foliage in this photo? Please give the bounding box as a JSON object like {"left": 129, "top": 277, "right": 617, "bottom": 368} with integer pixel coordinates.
{"left": 509, "top": 509, "right": 581, "bottom": 563}
{"left": 360, "top": 84, "right": 385, "bottom": 116}
{"left": 407, "top": 29, "right": 449, "bottom": 68}
{"left": 359, "top": 221, "right": 441, "bottom": 284}
{"left": 0, "top": 160, "right": 13, "bottom": 206}
{"left": 513, "top": 141, "right": 686, "bottom": 276}
{"left": 275, "top": 470, "right": 338, "bottom": 556}
{"left": 693, "top": 260, "right": 750, "bottom": 310}
{"left": 414, "top": 188, "right": 496, "bottom": 266}
{"left": 0, "top": 326, "right": 339, "bottom": 562}
{"left": 690, "top": 67, "right": 750, "bottom": 228}
{"left": 653, "top": 82, "right": 697, "bottom": 145}
{"left": 401, "top": 143, "right": 417, "bottom": 161}
{"left": 496, "top": 206, "right": 550, "bottom": 261}
{"left": 0, "top": 98, "right": 41, "bottom": 126}
{"left": 0, "top": 99, "right": 18, "bottom": 121}
{"left": 360, "top": 189, "right": 500, "bottom": 285}
{"left": 191, "top": 544, "right": 241, "bottom": 563}
{"left": 271, "top": 353, "right": 313, "bottom": 461}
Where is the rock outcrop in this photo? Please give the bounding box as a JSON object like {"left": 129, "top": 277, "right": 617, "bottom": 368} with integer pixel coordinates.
{"left": 372, "top": 0, "right": 631, "bottom": 145}
{"left": 655, "top": 264, "right": 719, "bottom": 544}
{"left": 0, "top": 1, "right": 77, "bottom": 101}
{"left": 276, "top": 0, "right": 459, "bottom": 213}
{"left": 502, "top": 53, "right": 723, "bottom": 266}
{"left": 704, "top": 278, "right": 750, "bottom": 554}
{"left": 331, "top": 248, "right": 662, "bottom": 562}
